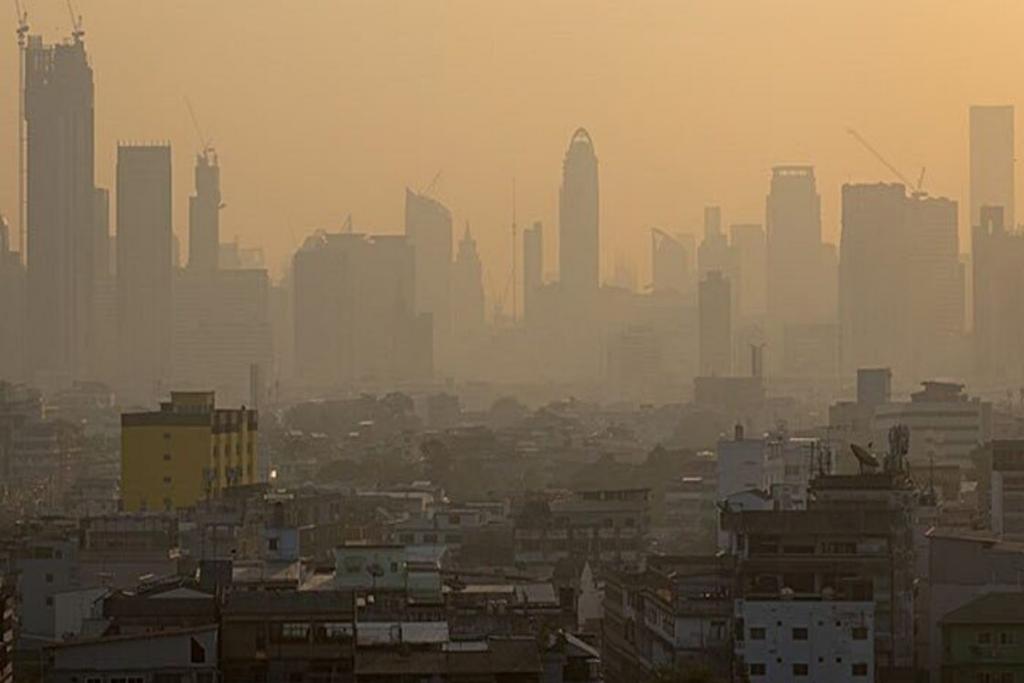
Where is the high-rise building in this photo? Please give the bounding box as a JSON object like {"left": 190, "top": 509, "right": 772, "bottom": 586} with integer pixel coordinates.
{"left": 729, "top": 223, "right": 766, "bottom": 320}
{"left": 451, "top": 224, "right": 485, "bottom": 345}
{"left": 559, "top": 128, "right": 599, "bottom": 307}
{"left": 699, "top": 270, "right": 732, "bottom": 376}
{"left": 0, "top": 218, "right": 26, "bottom": 381}
{"left": 766, "top": 166, "right": 831, "bottom": 372}
{"left": 187, "top": 150, "right": 220, "bottom": 273}
{"left": 405, "top": 188, "right": 452, "bottom": 368}
{"left": 24, "top": 33, "right": 100, "bottom": 387}
{"left": 116, "top": 144, "right": 173, "bottom": 401}
{"left": 523, "top": 221, "right": 544, "bottom": 323}
{"left": 651, "top": 228, "right": 690, "bottom": 296}
{"left": 970, "top": 105, "right": 1014, "bottom": 229}
{"left": 121, "top": 391, "right": 258, "bottom": 512}
{"left": 293, "top": 231, "right": 430, "bottom": 388}
{"left": 973, "top": 206, "right": 1024, "bottom": 381}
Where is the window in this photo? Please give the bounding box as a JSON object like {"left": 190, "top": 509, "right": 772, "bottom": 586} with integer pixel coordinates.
{"left": 449, "top": 514, "right": 461, "bottom": 525}
{"left": 1000, "top": 631, "right": 1015, "bottom": 646}
{"left": 792, "top": 627, "right": 808, "bottom": 640}
{"left": 978, "top": 631, "right": 993, "bottom": 645}
{"left": 163, "top": 476, "right": 172, "bottom": 484}
{"left": 749, "top": 663, "right": 766, "bottom": 676}
{"left": 268, "top": 538, "right": 279, "bottom": 551}
{"left": 163, "top": 453, "right": 171, "bottom": 461}
{"left": 127, "top": 678, "right": 143, "bottom": 683}
{"left": 399, "top": 533, "right": 414, "bottom": 544}
{"left": 154, "top": 675, "right": 183, "bottom": 683}
{"left": 85, "top": 678, "right": 101, "bottom": 683}
{"left": 45, "top": 596, "right": 53, "bottom": 607}
{"left": 45, "top": 573, "right": 53, "bottom": 583}
{"left": 852, "top": 662, "right": 868, "bottom": 677}
{"left": 852, "top": 626, "right": 868, "bottom": 640}
{"left": 793, "top": 663, "right": 808, "bottom": 677}
{"left": 318, "top": 622, "right": 354, "bottom": 642}
{"left": 750, "top": 627, "right": 766, "bottom": 640}
{"left": 423, "top": 533, "right": 438, "bottom": 543}
{"left": 280, "top": 622, "right": 311, "bottom": 642}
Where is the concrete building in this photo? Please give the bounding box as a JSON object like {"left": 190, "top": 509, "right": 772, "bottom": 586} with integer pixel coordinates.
{"left": 698, "top": 270, "right": 732, "bottom": 376}
{"left": 24, "top": 33, "right": 102, "bottom": 388}
{"left": 970, "top": 105, "right": 1014, "bottom": 229}
{"left": 972, "top": 206, "right": 1024, "bottom": 382}
{"left": 116, "top": 144, "right": 173, "bottom": 403}
{"left": 989, "top": 439, "right": 1024, "bottom": 540}
{"left": 120, "top": 391, "right": 258, "bottom": 512}
{"left": 716, "top": 425, "right": 766, "bottom": 501}
{"left": 735, "top": 597, "right": 874, "bottom": 682}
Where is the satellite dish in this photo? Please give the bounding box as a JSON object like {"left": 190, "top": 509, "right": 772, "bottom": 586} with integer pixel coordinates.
{"left": 851, "top": 443, "right": 880, "bottom": 470}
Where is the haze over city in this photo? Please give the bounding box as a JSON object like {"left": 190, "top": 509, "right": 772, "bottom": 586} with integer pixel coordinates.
{"left": 7, "top": 3, "right": 1024, "bottom": 683}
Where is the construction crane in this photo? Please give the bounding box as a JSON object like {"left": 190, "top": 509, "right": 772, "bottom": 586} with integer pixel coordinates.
{"left": 14, "top": 0, "right": 28, "bottom": 262}
{"left": 184, "top": 97, "right": 214, "bottom": 156}
{"left": 422, "top": 170, "right": 442, "bottom": 198}
{"left": 65, "top": 0, "right": 83, "bottom": 42}
{"left": 846, "top": 127, "right": 915, "bottom": 189}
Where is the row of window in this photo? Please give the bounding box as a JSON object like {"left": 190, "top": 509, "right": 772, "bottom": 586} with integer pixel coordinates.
{"left": 748, "top": 625, "right": 868, "bottom": 641}
{"left": 978, "top": 631, "right": 1017, "bottom": 646}
{"left": 748, "top": 662, "right": 868, "bottom": 677}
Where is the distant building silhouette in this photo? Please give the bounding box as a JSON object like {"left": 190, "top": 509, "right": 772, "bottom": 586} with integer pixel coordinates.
{"left": 970, "top": 105, "right": 1014, "bottom": 229}
{"left": 651, "top": 228, "right": 690, "bottom": 296}
{"left": 522, "top": 221, "right": 544, "bottom": 324}
{"left": 405, "top": 188, "right": 452, "bottom": 373}
{"left": 451, "top": 223, "right": 485, "bottom": 345}
{"left": 699, "top": 270, "right": 732, "bottom": 376}
{"left": 729, "top": 223, "right": 766, "bottom": 320}
{"left": 973, "top": 206, "right": 1024, "bottom": 381}
{"left": 24, "top": 33, "right": 102, "bottom": 388}
{"left": 293, "top": 230, "right": 431, "bottom": 388}
{"left": 187, "top": 150, "right": 220, "bottom": 273}
{"left": 0, "top": 218, "right": 26, "bottom": 380}
{"left": 559, "top": 128, "right": 599, "bottom": 309}
{"left": 116, "top": 144, "right": 173, "bottom": 402}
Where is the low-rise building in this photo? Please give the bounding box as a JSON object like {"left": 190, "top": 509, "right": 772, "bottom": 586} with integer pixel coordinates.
{"left": 735, "top": 597, "right": 874, "bottom": 682}
{"left": 940, "top": 592, "right": 1024, "bottom": 683}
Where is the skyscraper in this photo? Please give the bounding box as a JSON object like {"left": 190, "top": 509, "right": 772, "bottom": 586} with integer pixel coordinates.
{"left": 405, "top": 188, "right": 452, "bottom": 369}
{"left": 558, "top": 128, "right": 599, "bottom": 307}
{"left": 451, "top": 223, "right": 485, "bottom": 343}
{"left": 0, "top": 218, "right": 26, "bottom": 381}
{"left": 24, "top": 33, "right": 99, "bottom": 387}
{"left": 973, "top": 206, "right": 1024, "bottom": 381}
{"left": 699, "top": 270, "right": 732, "bottom": 376}
{"left": 116, "top": 144, "right": 173, "bottom": 401}
{"left": 651, "top": 228, "right": 689, "bottom": 295}
{"left": 970, "top": 105, "right": 1014, "bottom": 229}
{"left": 729, "top": 223, "right": 766, "bottom": 320}
{"left": 523, "top": 221, "right": 544, "bottom": 323}
{"left": 187, "top": 150, "right": 220, "bottom": 273}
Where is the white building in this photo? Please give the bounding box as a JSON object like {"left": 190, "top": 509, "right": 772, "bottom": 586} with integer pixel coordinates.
{"left": 736, "top": 598, "right": 874, "bottom": 682}
{"left": 716, "top": 426, "right": 765, "bottom": 502}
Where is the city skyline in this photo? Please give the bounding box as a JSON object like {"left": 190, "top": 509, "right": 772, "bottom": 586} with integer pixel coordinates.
{"left": 3, "top": 1, "right": 1024, "bottom": 296}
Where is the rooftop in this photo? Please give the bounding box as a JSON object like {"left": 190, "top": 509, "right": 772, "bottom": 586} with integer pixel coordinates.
{"left": 940, "top": 593, "right": 1024, "bottom": 626}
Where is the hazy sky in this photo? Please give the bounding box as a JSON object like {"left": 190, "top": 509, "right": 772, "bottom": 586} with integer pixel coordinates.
{"left": 2, "top": 0, "right": 1022, "bottom": 305}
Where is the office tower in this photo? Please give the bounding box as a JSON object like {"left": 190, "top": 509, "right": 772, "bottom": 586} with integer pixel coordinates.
{"left": 523, "top": 221, "right": 543, "bottom": 323}
{"left": 970, "top": 105, "right": 1014, "bottom": 229}
{"left": 651, "top": 228, "right": 690, "bottom": 295}
{"left": 121, "top": 391, "right": 257, "bottom": 512}
{"left": 839, "top": 183, "right": 909, "bottom": 375}
{"left": 405, "top": 188, "right": 452, "bottom": 368}
{"left": 24, "top": 33, "right": 101, "bottom": 387}
{"left": 293, "top": 231, "right": 430, "bottom": 388}
{"left": 699, "top": 270, "right": 732, "bottom": 376}
{"left": 91, "top": 187, "right": 117, "bottom": 383}
{"left": 973, "top": 206, "right": 1024, "bottom": 380}
{"left": 187, "top": 150, "right": 220, "bottom": 273}
{"left": 116, "top": 144, "right": 173, "bottom": 402}
{"left": 0, "top": 218, "right": 26, "bottom": 380}
{"left": 559, "top": 128, "right": 599, "bottom": 308}
{"left": 729, "top": 223, "right": 766, "bottom": 320}
{"left": 905, "top": 193, "right": 963, "bottom": 375}
{"left": 697, "top": 206, "right": 732, "bottom": 278}
{"left": 452, "top": 224, "right": 485, "bottom": 340}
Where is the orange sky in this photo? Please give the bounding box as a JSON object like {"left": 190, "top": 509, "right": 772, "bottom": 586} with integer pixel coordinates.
{"left": 2, "top": 0, "right": 1022, "bottom": 307}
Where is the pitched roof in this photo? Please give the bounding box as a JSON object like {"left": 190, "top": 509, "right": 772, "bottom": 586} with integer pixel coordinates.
{"left": 940, "top": 592, "right": 1024, "bottom": 626}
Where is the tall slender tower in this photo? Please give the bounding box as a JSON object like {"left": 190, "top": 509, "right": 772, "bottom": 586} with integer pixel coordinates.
{"left": 970, "top": 105, "right": 1014, "bottom": 229}
{"left": 24, "top": 31, "right": 98, "bottom": 387}
{"left": 188, "top": 150, "right": 221, "bottom": 273}
{"left": 559, "top": 128, "right": 599, "bottom": 308}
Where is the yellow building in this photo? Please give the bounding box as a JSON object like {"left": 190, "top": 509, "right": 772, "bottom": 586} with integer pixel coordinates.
{"left": 121, "top": 391, "right": 258, "bottom": 512}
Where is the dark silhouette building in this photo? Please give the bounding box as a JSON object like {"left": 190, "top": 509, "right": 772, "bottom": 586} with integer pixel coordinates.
{"left": 559, "top": 128, "right": 599, "bottom": 309}
{"left": 187, "top": 149, "right": 220, "bottom": 273}
{"left": 699, "top": 270, "right": 732, "bottom": 376}
{"left": 116, "top": 144, "right": 173, "bottom": 401}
